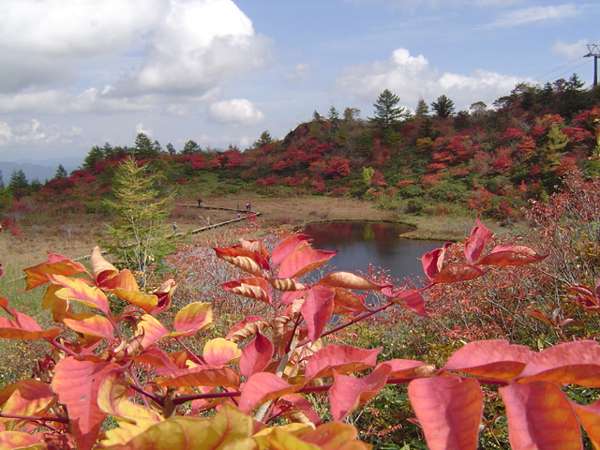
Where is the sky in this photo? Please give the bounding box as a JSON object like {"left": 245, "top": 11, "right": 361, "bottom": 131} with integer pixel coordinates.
{"left": 0, "top": 0, "right": 597, "bottom": 164}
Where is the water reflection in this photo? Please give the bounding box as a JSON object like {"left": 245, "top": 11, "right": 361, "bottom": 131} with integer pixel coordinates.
{"left": 303, "top": 221, "right": 444, "bottom": 282}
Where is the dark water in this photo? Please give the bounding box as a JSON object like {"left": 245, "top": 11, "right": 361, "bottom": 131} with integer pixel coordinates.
{"left": 303, "top": 221, "right": 445, "bottom": 283}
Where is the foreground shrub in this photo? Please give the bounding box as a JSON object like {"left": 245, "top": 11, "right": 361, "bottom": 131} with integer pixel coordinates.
{"left": 1, "top": 223, "right": 599, "bottom": 449}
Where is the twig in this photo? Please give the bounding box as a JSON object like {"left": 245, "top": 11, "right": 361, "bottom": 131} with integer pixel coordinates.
{"left": 0, "top": 412, "right": 68, "bottom": 424}
{"left": 129, "top": 383, "right": 164, "bottom": 407}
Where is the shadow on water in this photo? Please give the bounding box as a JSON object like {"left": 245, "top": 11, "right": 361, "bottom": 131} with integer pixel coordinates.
{"left": 303, "top": 221, "right": 445, "bottom": 282}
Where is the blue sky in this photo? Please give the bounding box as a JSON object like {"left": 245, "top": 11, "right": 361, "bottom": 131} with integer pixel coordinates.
{"left": 0, "top": 0, "right": 597, "bottom": 164}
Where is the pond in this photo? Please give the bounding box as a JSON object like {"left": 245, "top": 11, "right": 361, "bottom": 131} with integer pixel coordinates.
{"left": 303, "top": 221, "right": 445, "bottom": 283}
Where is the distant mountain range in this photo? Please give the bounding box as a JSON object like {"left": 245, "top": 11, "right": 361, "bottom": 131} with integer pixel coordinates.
{"left": 0, "top": 158, "right": 81, "bottom": 182}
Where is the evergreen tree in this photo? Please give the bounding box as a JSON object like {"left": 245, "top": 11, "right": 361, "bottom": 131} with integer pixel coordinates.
{"left": 29, "top": 179, "right": 42, "bottom": 192}
{"left": 431, "top": 95, "right": 455, "bottom": 118}
{"left": 343, "top": 107, "right": 360, "bottom": 122}
{"left": 312, "top": 110, "right": 323, "bottom": 122}
{"left": 104, "top": 157, "right": 174, "bottom": 286}
{"left": 370, "top": 89, "right": 408, "bottom": 128}
{"left": 8, "top": 170, "right": 28, "bottom": 198}
{"left": 166, "top": 143, "right": 177, "bottom": 155}
{"left": 328, "top": 106, "right": 340, "bottom": 122}
{"left": 0, "top": 170, "right": 4, "bottom": 189}
{"left": 182, "top": 140, "right": 200, "bottom": 154}
{"left": 134, "top": 133, "right": 158, "bottom": 159}
{"left": 54, "top": 164, "right": 68, "bottom": 179}
{"left": 83, "top": 145, "right": 105, "bottom": 170}
{"left": 254, "top": 131, "right": 273, "bottom": 148}
{"left": 415, "top": 99, "right": 429, "bottom": 118}
{"left": 102, "top": 142, "right": 114, "bottom": 159}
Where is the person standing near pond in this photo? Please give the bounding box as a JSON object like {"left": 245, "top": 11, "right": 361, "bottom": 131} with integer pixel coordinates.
{"left": 245, "top": 201, "right": 252, "bottom": 212}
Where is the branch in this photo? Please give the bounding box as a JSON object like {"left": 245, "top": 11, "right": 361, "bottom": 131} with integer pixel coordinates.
{"left": 129, "top": 383, "right": 164, "bottom": 407}
{"left": 47, "top": 338, "right": 77, "bottom": 357}
{"left": 0, "top": 412, "right": 68, "bottom": 424}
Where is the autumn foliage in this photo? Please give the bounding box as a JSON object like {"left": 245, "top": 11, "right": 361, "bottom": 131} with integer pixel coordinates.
{"left": 2, "top": 221, "right": 600, "bottom": 449}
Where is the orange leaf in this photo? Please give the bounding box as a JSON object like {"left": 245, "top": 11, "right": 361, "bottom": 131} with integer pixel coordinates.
{"left": 51, "top": 274, "right": 110, "bottom": 315}
{"left": 464, "top": 219, "right": 492, "bottom": 264}
{"left": 63, "top": 314, "right": 115, "bottom": 340}
{"left": 408, "top": 376, "right": 483, "bottom": 450}
{"left": 222, "top": 278, "right": 272, "bottom": 304}
{"left": 305, "top": 345, "right": 380, "bottom": 381}
{"left": 328, "top": 365, "right": 390, "bottom": 420}
{"left": 444, "top": 340, "right": 532, "bottom": 382}
{"left": 572, "top": 400, "right": 600, "bottom": 448}
{"left": 500, "top": 381, "right": 582, "bottom": 450}
{"left": 377, "top": 359, "right": 431, "bottom": 380}
{"left": 0, "top": 380, "right": 54, "bottom": 420}
{"left": 90, "top": 246, "right": 117, "bottom": 281}
{"left": 331, "top": 288, "right": 368, "bottom": 314}
{"left": 478, "top": 245, "right": 546, "bottom": 267}
{"left": 238, "top": 372, "right": 298, "bottom": 413}
{"left": 432, "top": 264, "right": 484, "bottom": 284}
{"left": 278, "top": 242, "right": 336, "bottom": 279}
{"left": 0, "top": 431, "right": 46, "bottom": 449}
{"left": 239, "top": 331, "right": 274, "bottom": 378}
{"left": 23, "top": 253, "right": 86, "bottom": 290}
{"left": 383, "top": 288, "right": 427, "bottom": 316}
{"left": 172, "top": 302, "right": 212, "bottom": 337}
{"left": 517, "top": 340, "right": 600, "bottom": 387}
{"left": 158, "top": 367, "right": 240, "bottom": 388}
{"left": 214, "top": 245, "right": 269, "bottom": 276}
{"left": 51, "top": 357, "right": 120, "bottom": 450}
{"left": 128, "top": 314, "right": 169, "bottom": 352}
{"left": 203, "top": 338, "right": 241, "bottom": 367}
{"left": 113, "top": 289, "right": 158, "bottom": 313}
{"left": 150, "top": 278, "right": 177, "bottom": 313}
{"left": 298, "top": 422, "right": 368, "bottom": 450}
{"left": 318, "top": 272, "right": 390, "bottom": 290}
{"left": 100, "top": 269, "right": 139, "bottom": 292}
{"left": 301, "top": 286, "right": 335, "bottom": 342}
{"left": 0, "top": 297, "right": 61, "bottom": 340}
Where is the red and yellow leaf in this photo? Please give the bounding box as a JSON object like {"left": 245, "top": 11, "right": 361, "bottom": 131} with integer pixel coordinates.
{"left": 113, "top": 289, "right": 158, "bottom": 313}
{"left": 500, "top": 381, "right": 582, "bottom": 450}
{"left": 408, "top": 376, "right": 483, "bottom": 450}
{"left": 0, "top": 380, "right": 54, "bottom": 421}
{"left": 377, "top": 359, "right": 432, "bottom": 380}
{"left": 318, "top": 272, "right": 390, "bottom": 290}
{"left": 572, "top": 400, "right": 600, "bottom": 449}
{"left": 0, "top": 431, "right": 46, "bottom": 449}
{"left": 51, "top": 275, "right": 110, "bottom": 315}
{"left": 51, "top": 357, "right": 120, "bottom": 450}
{"left": 202, "top": 338, "right": 241, "bottom": 367}
{"left": 305, "top": 345, "right": 380, "bottom": 381}
{"left": 331, "top": 288, "right": 368, "bottom": 314}
{"left": 158, "top": 367, "right": 240, "bottom": 389}
{"left": 215, "top": 245, "right": 268, "bottom": 276}
{"left": 90, "top": 246, "right": 118, "bottom": 282}
{"left": 23, "top": 253, "right": 86, "bottom": 290}
{"left": 444, "top": 340, "right": 532, "bottom": 382}
{"left": 222, "top": 278, "right": 272, "bottom": 304}
{"left": 0, "top": 297, "right": 61, "bottom": 341}
{"left": 271, "top": 234, "right": 311, "bottom": 267}
{"left": 63, "top": 314, "right": 115, "bottom": 340}
{"left": 172, "top": 302, "right": 212, "bottom": 337}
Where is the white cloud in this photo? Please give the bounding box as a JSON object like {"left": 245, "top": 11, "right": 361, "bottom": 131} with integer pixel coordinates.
{"left": 337, "top": 47, "right": 530, "bottom": 110}
{"left": 135, "top": 123, "right": 153, "bottom": 137}
{"left": 487, "top": 4, "right": 580, "bottom": 28}
{"left": 553, "top": 39, "right": 588, "bottom": 60}
{"left": 286, "top": 63, "right": 311, "bottom": 81}
{"left": 0, "top": 119, "right": 82, "bottom": 147}
{"left": 209, "top": 99, "right": 264, "bottom": 125}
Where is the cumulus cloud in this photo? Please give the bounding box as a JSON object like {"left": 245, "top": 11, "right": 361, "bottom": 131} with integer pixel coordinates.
{"left": 337, "top": 48, "right": 530, "bottom": 110}
{"left": 553, "top": 39, "right": 588, "bottom": 60}
{"left": 135, "top": 123, "right": 153, "bottom": 137}
{"left": 0, "top": 119, "right": 82, "bottom": 147}
{"left": 286, "top": 63, "right": 311, "bottom": 81}
{"left": 487, "top": 4, "right": 580, "bottom": 28}
{"left": 0, "top": 0, "right": 267, "bottom": 114}
{"left": 209, "top": 99, "right": 264, "bottom": 125}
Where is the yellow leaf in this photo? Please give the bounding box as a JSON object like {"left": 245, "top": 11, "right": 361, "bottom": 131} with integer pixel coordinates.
{"left": 113, "top": 289, "right": 158, "bottom": 313}
{"left": 203, "top": 338, "right": 241, "bottom": 366}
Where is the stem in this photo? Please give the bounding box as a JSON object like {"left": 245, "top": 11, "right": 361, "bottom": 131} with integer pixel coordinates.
{"left": 173, "top": 390, "right": 240, "bottom": 406}
{"left": 177, "top": 337, "right": 206, "bottom": 366}
{"left": 47, "top": 338, "right": 77, "bottom": 357}
{"left": 129, "top": 383, "right": 164, "bottom": 406}
{"left": 0, "top": 412, "right": 68, "bottom": 424}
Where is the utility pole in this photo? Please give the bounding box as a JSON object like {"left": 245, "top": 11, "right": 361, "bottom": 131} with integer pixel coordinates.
{"left": 584, "top": 43, "right": 600, "bottom": 88}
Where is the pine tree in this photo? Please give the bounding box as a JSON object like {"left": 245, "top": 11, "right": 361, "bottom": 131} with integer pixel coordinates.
{"left": 134, "top": 133, "right": 159, "bottom": 159}
{"left": 55, "top": 165, "right": 68, "bottom": 179}
{"left": 83, "top": 146, "right": 105, "bottom": 170}
{"left": 0, "top": 170, "right": 4, "bottom": 189}
{"left": 8, "top": 170, "right": 29, "bottom": 197}
{"left": 104, "top": 158, "right": 174, "bottom": 285}
{"left": 166, "top": 143, "right": 177, "bottom": 155}
{"left": 415, "top": 99, "right": 429, "bottom": 118}
{"left": 182, "top": 140, "right": 200, "bottom": 154}
{"left": 370, "top": 89, "right": 408, "bottom": 128}
{"left": 343, "top": 107, "right": 360, "bottom": 122}
{"left": 328, "top": 106, "right": 340, "bottom": 122}
{"left": 431, "top": 95, "right": 455, "bottom": 118}
{"left": 254, "top": 131, "right": 273, "bottom": 148}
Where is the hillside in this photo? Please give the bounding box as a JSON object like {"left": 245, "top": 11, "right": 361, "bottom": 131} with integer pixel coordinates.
{"left": 2, "top": 76, "right": 600, "bottom": 221}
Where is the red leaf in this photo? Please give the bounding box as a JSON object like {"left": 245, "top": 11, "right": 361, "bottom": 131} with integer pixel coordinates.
{"left": 421, "top": 243, "right": 450, "bottom": 281}
{"left": 158, "top": 366, "right": 240, "bottom": 388}
{"left": 464, "top": 219, "right": 493, "bottom": 264}
{"left": 384, "top": 288, "right": 427, "bottom": 316}
{"left": 51, "top": 357, "right": 120, "bottom": 450}
{"left": 275, "top": 394, "right": 321, "bottom": 425}
{"left": 572, "top": 399, "right": 600, "bottom": 448}
{"left": 239, "top": 331, "right": 274, "bottom": 378}
{"left": 271, "top": 234, "right": 311, "bottom": 266}
{"left": 328, "top": 365, "right": 391, "bottom": 420}
{"left": 517, "top": 340, "right": 600, "bottom": 387}
{"left": 478, "top": 245, "right": 546, "bottom": 267}
{"left": 500, "top": 382, "right": 582, "bottom": 449}
{"left": 301, "top": 286, "right": 335, "bottom": 342}
{"left": 377, "top": 359, "right": 431, "bottom": 380}
{"left": 408, "top": 376, "right": 483, "bottom": 450}
{"left": 332, "top": 288, "right": 368, "bottom": 314}
{"left": 444, "top": 340, "right": 532, "bottom": 382}
{"left": 226, "top": 316, "right": 266, "bottom": 341}
{"left": 432, "top": 264, "right": 484, "bottom": 284}
{"left": 278, "top": 242, "right": 336, "bottom": 279}
{"left": 214, "top": 245, "right": 269, "bottom": 275}
{"left": 305, "top": 344, "right": 380, "bottom": 381}
{"left": 238, "top": 372, "right": 298, "bottom": 414}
